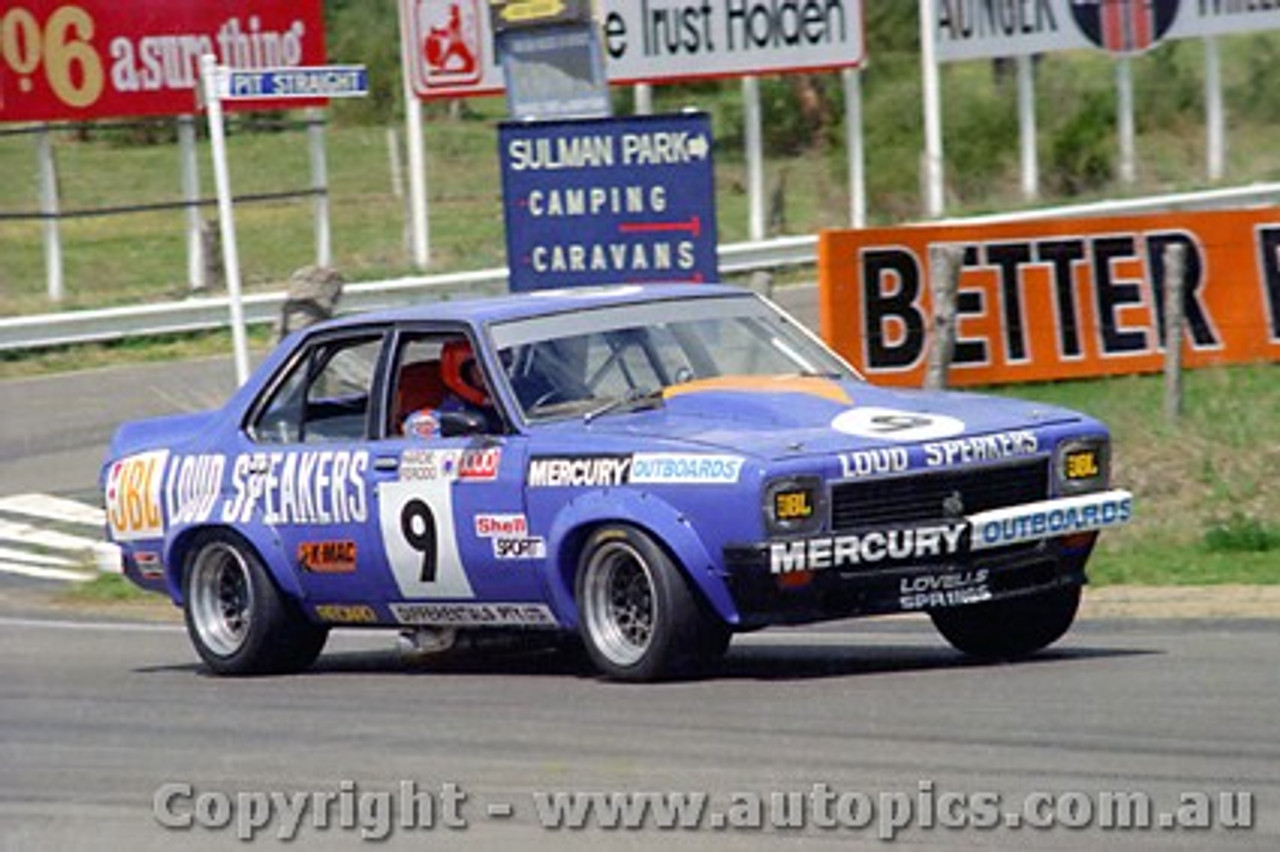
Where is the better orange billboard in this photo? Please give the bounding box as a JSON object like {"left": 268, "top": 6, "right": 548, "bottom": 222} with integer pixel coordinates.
{"left": 819, "top": 207, "right": 1280, "bottom": 386}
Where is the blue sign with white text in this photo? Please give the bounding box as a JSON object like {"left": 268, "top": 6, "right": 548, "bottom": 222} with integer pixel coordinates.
{"left": 499, "top": 113, "right": 718, "bottom": 292}
{"left": 223, "top": 66, "right": 368, "bottom": 100}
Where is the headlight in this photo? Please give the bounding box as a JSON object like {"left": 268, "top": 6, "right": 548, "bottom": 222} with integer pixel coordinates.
{"left": 764, "top": 475, "right": 824, "bottom": 536}
{"left": 1055, "top": 439, "right": 1110, "bottom": 495}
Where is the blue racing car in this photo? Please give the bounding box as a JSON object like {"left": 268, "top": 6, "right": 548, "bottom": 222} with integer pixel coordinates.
{"left": 102, "top": 284, "right": 1131, "bottom": 680}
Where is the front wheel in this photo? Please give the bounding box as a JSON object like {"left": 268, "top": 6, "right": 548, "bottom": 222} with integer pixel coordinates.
{"left": 930, "top": 585, "right": 1081, "bottom": 661}
{"left": 182, "top": 532, "right": 328, "bottom": 676}
{"left": 576, "top": 526, "right": 726, "bottom": 681}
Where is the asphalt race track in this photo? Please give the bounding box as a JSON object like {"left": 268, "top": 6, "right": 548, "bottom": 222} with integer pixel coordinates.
{"left": 1, "top": 284, "right": 1277, "bottom": 849}
{"left": 2, "top": 615, "right": 1276, "bottom": 850}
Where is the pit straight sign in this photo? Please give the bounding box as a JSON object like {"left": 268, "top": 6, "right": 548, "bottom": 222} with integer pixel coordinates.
{"left": 401, "top": 0, "right": 865, "bottom": 98}
{"left": 818, "top": 208, "right": 1280, "bottom": 386}
{"left": 499, "top": 113, "right": 718, "bottom": 292}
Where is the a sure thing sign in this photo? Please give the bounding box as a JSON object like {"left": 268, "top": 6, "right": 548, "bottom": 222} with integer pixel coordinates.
{"left": 819, "top": 208, "right": 1280, "bottom": 386}
{"left": 499, "top": 113, "right": 718, "bottom": 292}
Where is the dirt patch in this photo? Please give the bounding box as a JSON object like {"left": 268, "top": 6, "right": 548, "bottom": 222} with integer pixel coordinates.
{"left": 1081, "top": 585, "right": 1280, "bottom": 620}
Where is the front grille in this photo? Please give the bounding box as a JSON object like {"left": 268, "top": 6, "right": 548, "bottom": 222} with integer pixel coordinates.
{"left": 830, "top": 460, "right": 1050, "bottom": 531}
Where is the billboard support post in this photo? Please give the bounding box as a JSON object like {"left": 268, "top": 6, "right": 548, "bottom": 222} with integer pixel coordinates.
{"left": 744, "top": 76, "right": 765, "bottom": 241}
{"left": 177, "top": 115, "right": 205, "bottom": 291}
{"left": 200, "top": 55, "right": 252, "bottom": 387}
{"left": 36, "top": 126, "right": 65, "bottom": 303}
{"left": 843, "top": 69, "right": 866, "bottom": 229}
{"left": 1017, "top": 55, "right": 1039, "bottom": 201}
{"left": 1117, "top": 57, "right": 1136, "bottom": 184}
{"left": 398, "top": 4, "right": 430, "bottom": 270}
{"left": 307, "top": 109, "right": 332, "bottom": 267}
{"left": 919, "top": 0, "right": 945, "bottom": 217}
{"left": 1204, "top": 36, "right": 1225, "bottom": 182}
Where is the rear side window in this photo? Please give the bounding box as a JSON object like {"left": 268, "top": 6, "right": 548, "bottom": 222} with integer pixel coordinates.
{"left": 250, "top": 335, "right": 383, "bottom": 444}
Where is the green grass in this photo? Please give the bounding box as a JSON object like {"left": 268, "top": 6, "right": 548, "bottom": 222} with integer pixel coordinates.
{"left": 990, "top": 364, "right": 1280, "bottom": 585}
{"left": 63, "top": 573, "right": 154, "bottom": 603}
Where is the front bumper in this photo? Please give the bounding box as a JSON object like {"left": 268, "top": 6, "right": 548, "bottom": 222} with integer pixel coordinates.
{"left": 722, "top": 488, "right": 1131, "bottom": 627}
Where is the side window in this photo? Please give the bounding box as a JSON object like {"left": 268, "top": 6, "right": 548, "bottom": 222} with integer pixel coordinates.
{"left": 387, "top": 332, "right": 502, "bottom": 438}
{"left": 250, "top": 335, "right": 383, "bottom": 444}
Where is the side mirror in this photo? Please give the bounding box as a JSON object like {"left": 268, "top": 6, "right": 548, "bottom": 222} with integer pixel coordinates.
{"left": 439, "top": 409, "right": 488, "bottom": 438}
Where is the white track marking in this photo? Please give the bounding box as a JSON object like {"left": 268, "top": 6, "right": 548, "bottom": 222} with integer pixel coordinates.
{"left": 0, "top": 563, "right": 93, "bottom": 583}
{"left": 0, "top": 546, "right": 77, "bottom": 568}
{"left": 0, "top": 520, "right": 100, "bottom": 553}
{"left": 0, "top": 493, "right": 104, "bottom": 527}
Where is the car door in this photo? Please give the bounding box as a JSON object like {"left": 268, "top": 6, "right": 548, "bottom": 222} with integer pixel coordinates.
{"left": 239, "top": 327, "right": 391, "bottom": 612}
{"left": 362, "top": 328, "right": 553, "bottom": 630}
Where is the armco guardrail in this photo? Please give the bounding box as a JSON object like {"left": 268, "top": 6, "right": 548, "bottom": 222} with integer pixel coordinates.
{"left": 0, "top": 238, "right": 819, "bottom": 353}
{"left": 3, "top": 184, "right": 1277, "bottom": 353}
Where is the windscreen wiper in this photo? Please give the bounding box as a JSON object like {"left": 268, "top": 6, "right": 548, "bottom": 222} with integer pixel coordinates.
{"left": 583, "top": 387, "right": 665, "bottom": 423}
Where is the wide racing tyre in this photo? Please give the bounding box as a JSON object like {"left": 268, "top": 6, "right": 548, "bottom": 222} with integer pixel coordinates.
{"left": 930, "top": 585, "right": 1081, "bottom": 661}
{"left": 576, "top": 525, "right": 727, "bottom": 681}
{"left": 182, "top": 532, "right": 328, "bottom": 676}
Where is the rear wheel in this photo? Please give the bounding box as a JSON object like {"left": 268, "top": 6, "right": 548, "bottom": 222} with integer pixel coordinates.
{"left": 576, "top": 525, "right": 727, "bottom": 681}
{"left": 930, "top": 585, "right": 1081, "bottom": 660}
{"left": 183, "top": 532, "right": 328, "bottom": 675}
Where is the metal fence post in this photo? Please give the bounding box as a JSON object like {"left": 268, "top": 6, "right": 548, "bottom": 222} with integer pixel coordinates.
{"left": 924, "top": 244, "right": 963, "bottom": 391}
{"left": 1163, "top": 242, "right": 1187, "bottom": 423}
{"left": 36, "top": 126, "right": 65, "bottom": 303}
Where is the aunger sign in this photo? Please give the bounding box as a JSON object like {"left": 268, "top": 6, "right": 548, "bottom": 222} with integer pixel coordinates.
{"left": 400, "top": 0, "right": 865, "bottom": 98}
{"left": 818, "top": 208, "right": 1280, "bottom": 386}
{"left": 932, "top": 0, "right": 1280, "bottom": 62}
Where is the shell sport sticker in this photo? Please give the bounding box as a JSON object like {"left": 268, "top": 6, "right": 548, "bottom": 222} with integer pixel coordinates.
{"left": 831, "top": 407, "right": 965, "bottom": 442}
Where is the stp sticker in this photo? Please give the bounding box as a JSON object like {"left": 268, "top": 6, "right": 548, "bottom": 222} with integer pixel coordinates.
{"left": 831, "top": 408, "right": 965, "bottom": 442}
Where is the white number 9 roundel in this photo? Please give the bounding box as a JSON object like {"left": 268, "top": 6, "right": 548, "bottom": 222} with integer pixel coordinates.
{"left": 831, "top": 407, "right": 965, "bottom": 442}
{"left": 378, "top": 479, "right": 474, "bottom": 599}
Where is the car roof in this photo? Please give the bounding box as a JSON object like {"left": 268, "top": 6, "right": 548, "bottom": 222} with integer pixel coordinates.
{"left": 320, "top": 283, "right": 753, "bottom": 332}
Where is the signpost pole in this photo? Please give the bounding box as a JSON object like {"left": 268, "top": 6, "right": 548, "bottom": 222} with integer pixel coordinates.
{"left": 743, "top": 76, "right": 765, "bottom": 241}
{"left": 1116, "top": 56, "right": 1136, "bottom": 185}
{"left": 177, "top": 115, "right": 205, "bottom": 290}
{"left": 200, "top": 54, "right": 251, "bottom": 387}
{"left": 842, "top": 68, "right": 866, "bottom": 229}
{"left": 1017, "top": 54, "right": 1038, "bottom": 201}
{"left": 919, "top": 0, "right": 945, "bottom": 217}
{"left": 307, "top": 108, "right": 332, "bottom": 267}
{"left": 1204, "top": 36, "right": 1225, "bottom": 182}
{"left": 36, "top": 126, "right": 65, "bottom": 303}
{"left": 634, "top": 83, "right": 653, "bottom": 115}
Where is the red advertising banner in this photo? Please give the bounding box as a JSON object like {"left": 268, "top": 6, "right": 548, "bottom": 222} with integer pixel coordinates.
{"left": 0, "top": 0, "right": 325, "bottom": 122}
{"left": 819, "top": 208, "right": 1280, "bottom": 387}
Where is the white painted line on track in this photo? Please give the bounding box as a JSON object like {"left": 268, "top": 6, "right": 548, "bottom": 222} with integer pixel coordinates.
{"left": 0, "top": 545, "right": 76, "bottom": 568}
{"left": 0, "top": 493, "right": 104, "bottom": 527}
{"left": 0, "top": 562, "right": 94, "bottom": 583}
{"left": 0, "top": 616, "right": 183, "bottom": 633}
{"left": 0, "top": 520, "right": 99, "bottom": 552}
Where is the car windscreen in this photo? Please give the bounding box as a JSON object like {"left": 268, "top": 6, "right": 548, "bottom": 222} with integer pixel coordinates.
{"left": 488, "top": 294, "right": 859, "bottom": 422}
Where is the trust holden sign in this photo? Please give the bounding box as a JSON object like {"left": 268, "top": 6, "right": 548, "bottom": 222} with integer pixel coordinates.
{"left": 400, "top": 0, "right": 865, "bottom": 98}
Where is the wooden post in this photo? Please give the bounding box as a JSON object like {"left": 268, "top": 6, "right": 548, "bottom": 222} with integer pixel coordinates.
{"left": 1163, "top": 242, "right": 1187, "bottom": 423}
{"left": 924, "top": 244, "right": 963, "bottom": 391}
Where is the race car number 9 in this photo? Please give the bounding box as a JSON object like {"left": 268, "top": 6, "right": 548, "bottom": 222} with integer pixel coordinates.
{"left": 378, "top": 480, "right": 475, "bottom": 599}
{"left": 400, "top": 499, "right": 437, "bottom": 583}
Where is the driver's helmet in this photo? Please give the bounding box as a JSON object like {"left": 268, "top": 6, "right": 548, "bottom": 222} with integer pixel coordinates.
{"left": 441, "top": 339, "right": 488, "bottom": 406}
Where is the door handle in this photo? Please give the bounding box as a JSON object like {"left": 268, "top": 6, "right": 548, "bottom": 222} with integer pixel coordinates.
{"left": 374, "top": 456, "right": 399, "bottom": 472}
